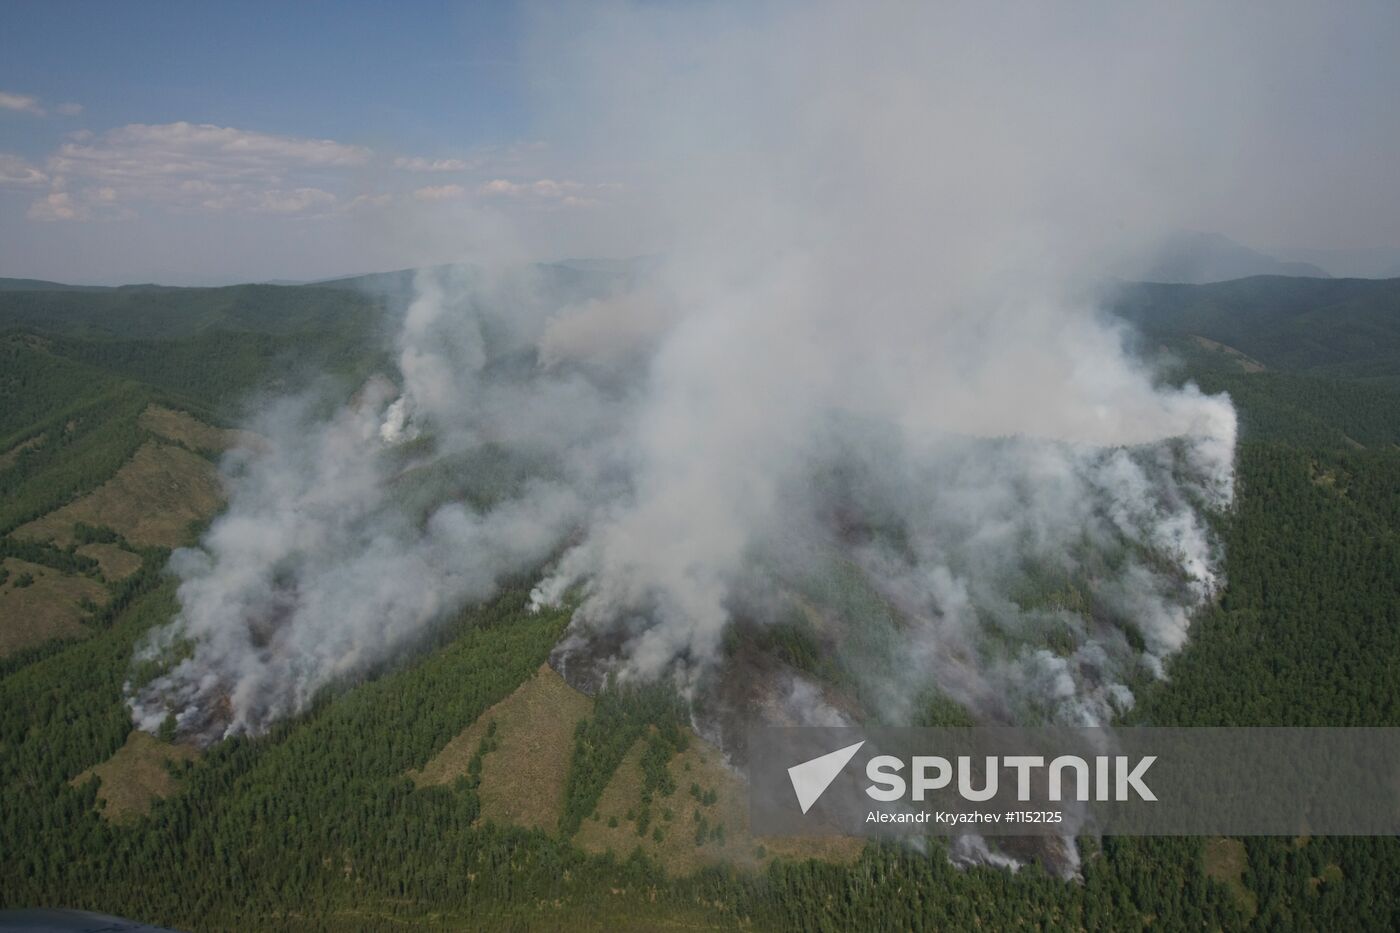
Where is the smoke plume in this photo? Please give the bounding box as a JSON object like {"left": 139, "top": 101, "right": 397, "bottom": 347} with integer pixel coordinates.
{"left": 131, "top": 2, "right": 1241, "bottom": 741}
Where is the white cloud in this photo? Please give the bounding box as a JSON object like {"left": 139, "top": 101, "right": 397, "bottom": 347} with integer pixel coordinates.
{"left": 394, "top": 156, "right": 473, "bottom": 172}
{"left": 29, "top": 122, "right": 371, "bottom": 220}
{"left": 0, "top": 91, "right": 82, "bottom": 117}
{"left": 476, "top": 177, "right": 606, "bottom": 208}
{"left": 0, "top": 91, "right": 45, "bottom": 116}
{"left": 48, "top": 122, "right": 371, "bottom": 182}
{"left": 0, "top": 154, "right": 47, "bottom": 186}
{"left": 27, "top": 191, "right": 78, "bottom": 221}
{"left": 395, "top": 141, "right": 552, "bottom": 176}
{"left": 347, "top": 192, "right": 393, "bottom": 210}
{"left": 255, "top": 187, "right": 338, "bottom": 214}
{"left": 18, "top": 119, "right": 595, "bottom": 226}
{"left": 25, "top": 184, "right": 138, "bottom": 222}
{"left": 412, "top": 183, "right": 467, "bottom": 201}
{"left": 477, "top": 178, "right": 573, "bottom": 197}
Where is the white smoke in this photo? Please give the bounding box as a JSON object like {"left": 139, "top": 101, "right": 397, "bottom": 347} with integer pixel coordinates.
{"left": 129, "top": 267, "right": 632, "bottom": 738}
{"left": 130, "top": 1, "right": 1245, "bottom": 739}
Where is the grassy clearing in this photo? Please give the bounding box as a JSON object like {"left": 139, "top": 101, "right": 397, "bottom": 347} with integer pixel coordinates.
{"left": 475, "top": 664, "right": 595, "bottom": 830}
{"left": 15, "top": 440, "right": 223, "bottom": 548}
{"left": 1204, "top": 837, "right": 1257, "bottom": 918}
{"left": 139, "top": 403, "right": 259, "bottom": 453}
{"left": 408, "top": 709, "right": 495, "bottom": 787}
{"left": 76, "top": 542, "right": 143, "bottom": 582}
{"left": 413, "top": 663, "right": 594, "bottom": 832}
{"left": 70, "top": 728, "right": 200, "bottom": 822}
{"left": 1192, "top": 335, "right": 1267, "bottom": 372}
{"left": 0, "top": 433, "right": 46, "bottom": 470}
{"left": 411, "top": 657, "right": 725, "bottom": 878}
{"left": 0, "top": 557, "right": 107, "bottom": 657}
{"left": 1308, "top": 862, "right": 1344, "bottom": 894}
{"left": 414, "top": 661, "right": 862, "bottom": 877}
{"left": 575, "top": 729, "right": 863, "bottom": 876}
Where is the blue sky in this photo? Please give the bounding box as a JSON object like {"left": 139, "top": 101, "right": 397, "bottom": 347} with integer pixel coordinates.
{"left": 0, "top": 1, "right": 601, "bottom": 284}
{"left": 3, "top": 1, "right": 1400, "bottom": 285}
{"left": 3, "top": 2, "right": 528, "bottom": 159}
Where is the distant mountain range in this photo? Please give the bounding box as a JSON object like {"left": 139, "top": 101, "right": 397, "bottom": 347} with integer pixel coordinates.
{"left": 1127, "top": 231, "right": 1329, "bottom": 283}
{"left": 1126, "top": 231, "right": 1400, "bottom": 283}
{"left": 1271, "top": 245, "right": 1400, "bottom": 279}
{"left": 0, "top": 278, "right": 168, "bottom": 292}
{"left": 3, "top": 242, "right": 1397, "bottom": 294}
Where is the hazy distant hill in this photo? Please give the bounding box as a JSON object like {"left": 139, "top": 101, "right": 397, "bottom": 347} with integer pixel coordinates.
{"left": 0, "top": 282, "right": 381, "bottom": 340}
{"left": 316, "top": 257, "right": 654, "bottom": 295}
{"left": 0, "top": 278, "right": 127, "bottom": 292}
{"left": 1113, "top": 275, "right": 1400, "bottom": 380}
{"left": 1129, "top": 231, "right": 1330, "bottom": 284}
{"left": 1273, "top": 245, "right": 1400, "bottom": 279}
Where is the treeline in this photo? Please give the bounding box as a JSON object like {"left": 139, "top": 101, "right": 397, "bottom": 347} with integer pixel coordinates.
{"left": 0, "top": 534, "right": 99, "bottom": 576}
{"left": 559, "top": 682, "right": 690, "bottom": 836}
{"left": 1134, "top": 443, "right": 1400, "bottom": 727}
{"left": 1111, "top": 275, "right": 1400, "bottom": 386}
{"left": 0, "top": 335, "right": 118, "bottom": 441}
{"left": 0, "top": 282, "right": 384, "bottom": 342}
{"left": 0, "top": 282, "right": 389, "bottom": 417}
{"left": 45, "top": 328, "right": 388, "bottom": 414}
{"left": 0, "top": 382, "right": 150, "bottom": 535}
{"left": 0, "top": 586, "right": 179, "bottom": 856}
{"left": 1195, "top": 368, "right": 1400, "bottom": 449}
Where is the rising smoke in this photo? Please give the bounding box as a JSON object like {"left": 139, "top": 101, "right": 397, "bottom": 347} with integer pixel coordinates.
{"left": 130, "top": 2, "right": 1242, "bottom": 742}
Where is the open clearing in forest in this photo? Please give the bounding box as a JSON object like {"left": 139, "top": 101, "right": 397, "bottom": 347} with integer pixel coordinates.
{"left": 71, "top": 729, "right": 201, "bottom": 822}
{"left": 15, "top": 440, "right": 223, "bottom": 548}
{"left": 0, "top": 557, "right": 106, "bottom": 656}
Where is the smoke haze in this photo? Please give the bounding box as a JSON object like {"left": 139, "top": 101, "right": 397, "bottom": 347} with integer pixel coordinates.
{"left": 131, "top": 2, "right": 1241, "bottom": 741}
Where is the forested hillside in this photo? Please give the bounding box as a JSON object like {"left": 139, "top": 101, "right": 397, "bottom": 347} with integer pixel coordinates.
{"left": 1115, "top": 275, "right": 1400, "bottom": 391}
{"left": 2, "top": 274, "right": 1399, "bottom": 929}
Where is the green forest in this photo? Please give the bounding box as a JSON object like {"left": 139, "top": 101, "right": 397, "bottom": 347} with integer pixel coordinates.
{"left": 2, "top": 274, "right": 1400, "bottom": 930}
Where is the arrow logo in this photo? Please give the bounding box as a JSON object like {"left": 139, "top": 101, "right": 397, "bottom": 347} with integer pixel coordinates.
{"left": 787, "top": 740, "right": 865, "bottom": 814}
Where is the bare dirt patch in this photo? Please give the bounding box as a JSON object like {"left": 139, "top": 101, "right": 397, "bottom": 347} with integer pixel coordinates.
{"left": 15, "top": 441, "right": 224, "bottom": 548}
{"left": 71, "top": 730, "right": 200, "bottom": 822}
{"left": 0, "top": 557, "right": 107, "bottom": 657}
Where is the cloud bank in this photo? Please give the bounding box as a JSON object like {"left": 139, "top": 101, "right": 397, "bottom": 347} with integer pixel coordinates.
{"left": 8, "top": 121, "right": 608, "bottom": 230}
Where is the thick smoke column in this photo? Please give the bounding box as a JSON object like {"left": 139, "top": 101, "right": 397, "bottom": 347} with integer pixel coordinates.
{"left": 132, "top": 2, "right": 1242, "bottom": 739}
{"left": 129, "top": 267, "right": 630, "bottom": 737}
